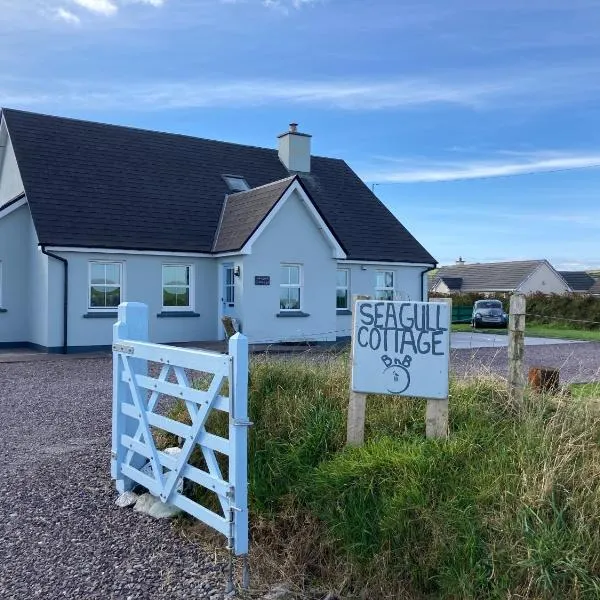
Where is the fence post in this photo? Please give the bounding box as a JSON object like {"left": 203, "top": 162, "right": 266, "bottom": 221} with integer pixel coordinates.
{"left": 112, "top": 302, "right": 149, "bottom": 493}
{"left": 427, "top": 298, "right": 451, "bottom": 439}
{"left": 229, "top": 332, "right": 249, "bottom": 557}
{"left": 508, "top": 294, "right": 526, "bottom": 405}
{"left": 347, "top": 294, "right": 371, "bottom": 446}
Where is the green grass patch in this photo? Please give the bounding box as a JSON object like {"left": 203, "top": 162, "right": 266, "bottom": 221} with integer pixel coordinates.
{"left": 452, "top": 322, "right": 600, "bottom": 341}
{"left": 168, "top": 357, "right": 600, "bottom": 599}
{"left": 570, "top": 382, "right": 600, "bottom": 399}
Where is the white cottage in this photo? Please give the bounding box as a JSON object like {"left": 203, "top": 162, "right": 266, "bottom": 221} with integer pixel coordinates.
{"left": 0, "top": 109, "right": 436, "bottom": 352}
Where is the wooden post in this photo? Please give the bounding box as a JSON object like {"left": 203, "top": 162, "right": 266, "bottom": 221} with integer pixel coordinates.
{"left": 426, "top": 297, "right": 451, "bottom": 439}
{"left": 112, "top": 302, "right": 149, "bottom": 493}
{"left": 347, "top": 294, "right": 371, "bottom": 446}
{"left": 508, "top": 294, "right": 526, "bottom": 404}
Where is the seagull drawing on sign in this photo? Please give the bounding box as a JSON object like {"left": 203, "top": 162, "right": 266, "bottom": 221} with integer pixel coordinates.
{"left": 381, "top": 355, "right": 412, "bottom": 395}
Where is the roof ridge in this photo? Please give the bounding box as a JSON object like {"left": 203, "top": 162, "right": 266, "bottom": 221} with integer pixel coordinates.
{"left": 1, "top": 107, "right": 344, "bottom": 162}
{"left": 226, "top": 175, "right": 296, "bottom": 198}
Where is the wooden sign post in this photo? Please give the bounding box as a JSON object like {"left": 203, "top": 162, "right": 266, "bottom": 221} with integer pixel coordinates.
{"left": 348, "top": 298, "right": 451, "bottom": 445}
{"left": 346, "top": 295, "right": 371, "bottom": 446}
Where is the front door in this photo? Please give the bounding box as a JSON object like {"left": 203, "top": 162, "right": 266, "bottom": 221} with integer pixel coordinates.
{"left": 222, "top": 263, "right": 236, "bottom": 320}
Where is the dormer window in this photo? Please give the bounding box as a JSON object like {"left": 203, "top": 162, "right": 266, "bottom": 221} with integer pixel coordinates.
{"left": 223, "top": 175, "right": 250, "bottom": 193}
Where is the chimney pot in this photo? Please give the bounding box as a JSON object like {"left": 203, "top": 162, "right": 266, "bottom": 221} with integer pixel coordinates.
{"left": 289, "top": 122, "right": 298, "bottom": 133}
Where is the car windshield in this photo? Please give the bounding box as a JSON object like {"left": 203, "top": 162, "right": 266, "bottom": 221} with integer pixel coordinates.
{"left": 476, "top": 301, "right": 502, "bottom": 309}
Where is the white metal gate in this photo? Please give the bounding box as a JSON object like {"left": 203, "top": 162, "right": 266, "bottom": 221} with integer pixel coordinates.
{"left": 111, "top": 302, "right": 250, "bottom": 587}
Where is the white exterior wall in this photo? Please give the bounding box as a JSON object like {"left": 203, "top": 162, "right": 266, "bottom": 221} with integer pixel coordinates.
{"left": 29, "top": 219, "right": 50, "bottom": 347}
{"left": 241, "top": 189, "right": 337, "bottom": 343}
{"left": 518, "top": 263, "right": 570, "bottom": 295}
{"left": 335, "top": 263, "right": 427, "bottom": 337}
{"left": 0, "top": 205, "right": 31, "bottom": 344}
{"left": 0, "top": 125, "right": 24, "bottom": 206}
{"left": 45, "top": 251, "right": 219, "bottom": 349}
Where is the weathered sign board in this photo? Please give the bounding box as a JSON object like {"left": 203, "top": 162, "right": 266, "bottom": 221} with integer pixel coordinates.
{"left": 351, "top": 300, "right": 450, "bottom": 399}
{"left": 254, "top": 276, "right": 271, "bottom": 286}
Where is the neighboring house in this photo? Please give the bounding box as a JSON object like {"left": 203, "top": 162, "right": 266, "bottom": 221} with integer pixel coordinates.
{"left": 429, "top": 260, "right": 571, "bottom": 296}
{"left": 0, "top": 109, "right": 436, "bottom": 352}
{"left": 558, "top": 271, "right": 598, "bottom": 294}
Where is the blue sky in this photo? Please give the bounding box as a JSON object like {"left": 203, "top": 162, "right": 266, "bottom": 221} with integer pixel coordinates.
{"left": 1, "top": 0, "right": 599, "bottom": 269}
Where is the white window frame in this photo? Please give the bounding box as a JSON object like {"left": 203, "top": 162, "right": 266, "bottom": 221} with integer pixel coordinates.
{"left": 0, "top": 261, "right": 3, "bottom": 308}
{"left": 336, "top": 268, "right": 350, "bottom": 310}
{"left": 375, "top": 270, "right": 395, "bottom": 301}
{"left": 162, "top": 264, "right": 194, "bottom": 311}
{"left": 88, "top": 261, "right": 124, "bottom": 311}
{"left": 280, "top": 263, "right": 303, "bottom": 311}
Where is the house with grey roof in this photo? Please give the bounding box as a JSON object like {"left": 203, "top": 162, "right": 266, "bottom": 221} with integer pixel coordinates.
{"left": 558, "top": 271, "right": 599, "bottom": 294}
{"left": 430, "top": 260, "right": 570, "bottom": 296}
{"left": 0, "top": 109, "right": 436, "bottom": 352}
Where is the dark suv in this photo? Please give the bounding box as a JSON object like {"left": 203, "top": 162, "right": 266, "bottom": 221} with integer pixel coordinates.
{"left": 471, "top": 299, "right": 508, "bottom": 328}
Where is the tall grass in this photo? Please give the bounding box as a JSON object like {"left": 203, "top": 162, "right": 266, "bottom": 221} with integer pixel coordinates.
{"left": 171, "top": 355, "right": 600, "bottom": 599}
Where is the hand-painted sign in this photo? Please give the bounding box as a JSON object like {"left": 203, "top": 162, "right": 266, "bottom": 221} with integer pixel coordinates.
{"left": 254, "top": 276, "right": 270, "bottom": 286}
{"left": 351, "top": 301, "right": 450, "bottom": 399}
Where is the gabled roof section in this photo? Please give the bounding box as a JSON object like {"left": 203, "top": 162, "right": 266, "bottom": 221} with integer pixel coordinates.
{"left": 439, "top": 276, "right": 462, "bottom": 290}
{"left": 431, "top": 260, "right": 547, "bottom": 292}
{"left": 213, "top": 176, "right": 296, "bottom": 252}
{"left": 558, "top": 271, "right": 596, "bottom": 292}
{"left": 1, "top": 107, "right": 436, "bottom": 264}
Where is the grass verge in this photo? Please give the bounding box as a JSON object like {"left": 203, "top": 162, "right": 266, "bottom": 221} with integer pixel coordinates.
{"left": 452, "top": 322, "right": 600, "bottom": 341}
{"left": 166, "top": 356, "right": 600, "bottom": 599}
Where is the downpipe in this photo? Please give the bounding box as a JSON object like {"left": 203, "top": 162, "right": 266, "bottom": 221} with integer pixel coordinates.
{"left": 40, "top": 246, "right": 68, "bottom": 354}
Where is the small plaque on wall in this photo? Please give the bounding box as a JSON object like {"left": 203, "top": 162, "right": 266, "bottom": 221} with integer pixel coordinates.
{"left": 255, "top": 276, "right": 271, "bottom": 286}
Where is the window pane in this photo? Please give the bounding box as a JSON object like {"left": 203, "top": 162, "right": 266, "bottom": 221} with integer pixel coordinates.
{"left": 280, "top": 266, "right": 290, "bottom": 285}
{"left": 90, "top": 263, "right": 106, "bottom": 285}
{"left": 90, "top": 286, "right": 106, "bottom": 307}
{"left": 336, "top": 288, "right": 348, "bottom": 309}
{"left": 174, "top": 288, "right": 190, "bottom": 307}
{"left": 164, "top": 266, "right": 189, "bottom": 286}
{"left": 163, "top": 288, "right": 176, "bottom": 306}
{"left": 337, "top": 269, "right": 348, "bottom": 287}
{"left": 288, "top": 288, "right": 300, "bottom": 309}
{"left": 226, "top": 268, "right": 234, "bottom": 286}
{"left": 289, "top": 266, "right": 300, "bottom": 285}
{"left": 375, "top": 290, "right": 394, "bottom": 301}
{"left": 385, "top": 271, "right": 394, "bottom": 287}
{"left": 226, "top": 285, "right": 235, "bottom": 304}
{"left": 376, "top": 272, "right": 385, "bottom": 288}
{"left": 105, "top": 286, "right": 121, "bottom": 307}
{"left": 105, "top": 264, "right": 120, "bottom": 286}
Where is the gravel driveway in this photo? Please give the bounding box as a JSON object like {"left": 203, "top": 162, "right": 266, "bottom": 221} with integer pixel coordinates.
{"left": 0, "top": 357, "right": 225, "bottom": 600}
{"left": 452, "top": 341, "right": 600, "bottom": 383}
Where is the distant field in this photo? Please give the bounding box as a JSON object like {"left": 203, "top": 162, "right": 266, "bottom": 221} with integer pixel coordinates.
{"left": 452, "top": 323, "right": 600, "bottom": 342}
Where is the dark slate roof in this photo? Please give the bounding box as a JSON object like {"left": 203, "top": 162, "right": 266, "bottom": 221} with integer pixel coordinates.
{"left": 213, "top": 176, "right": 296, "bottom": 252}
{"left": 590, "top": 280, "right": 600, "bottom": 295}
{"left": 431, "top": 260, "right": 547, "bottom": 292}
{"left": 558, "top": 271, "right": 596, "bottom": 292}
{"left": 1, "top": 108, "right": 436, "bottom": 264}
{"left": 439, "top": 276, "right": 462, "bottom": 290}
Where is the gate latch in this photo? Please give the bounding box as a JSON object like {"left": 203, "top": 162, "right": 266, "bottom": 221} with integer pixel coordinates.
{"left": 112, "top": 343, "right": 135, "bottom": 355}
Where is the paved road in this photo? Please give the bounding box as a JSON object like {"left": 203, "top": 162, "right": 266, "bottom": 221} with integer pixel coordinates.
{"left": 451, "top": 331, "right": 584, "bottom": 349}
{"left": 0, "top": 358, "right": 225, "bottom": 600}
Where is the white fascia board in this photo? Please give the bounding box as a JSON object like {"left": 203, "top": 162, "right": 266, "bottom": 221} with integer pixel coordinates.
{"left": 242, "top": 181, "right": 347, "bottom": 259}
{"left": 43, "top": 246, "right": 248, "bottom": 258}
{"left": 0, "top": 196, "right": 27, "bottom": 219}
{"left": 339, "top": 259, "right": 435, "bottom": 268}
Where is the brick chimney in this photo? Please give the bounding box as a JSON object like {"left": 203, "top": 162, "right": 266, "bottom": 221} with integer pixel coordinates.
{"left": 277, "top": 122, "right": 311, "bottom": 173}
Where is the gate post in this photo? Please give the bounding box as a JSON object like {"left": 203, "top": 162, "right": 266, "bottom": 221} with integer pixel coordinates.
{"left": 228, "top": 332, "right": 250, "bottom": 557}
{"left": 112, "top": 302, "right": 149, "bottom": 493}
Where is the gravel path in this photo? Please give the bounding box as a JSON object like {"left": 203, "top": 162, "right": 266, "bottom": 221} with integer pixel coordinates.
{"left": 452, "top": 341, "right": 600, "bottom": 383}
{"left": 0, "top": 357, "right": 225, "bottom": 600}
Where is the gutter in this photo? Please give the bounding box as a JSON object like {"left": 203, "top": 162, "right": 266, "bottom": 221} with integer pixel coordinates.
{"left": 40, "top": 246, "right": 68, "bottom": 354}
{"left": 421, "top": 265, "right": 437, "bottom": 301}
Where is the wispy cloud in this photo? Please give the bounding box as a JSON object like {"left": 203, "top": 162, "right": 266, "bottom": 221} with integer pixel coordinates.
{"left": 365, "top": 151, "right": 600, "bottom": 183}
{"left": 53, "top": 7, "right": 81, "bottom": 24}
{"left": 72, "top": 0, "right": 118, "bottom": 16}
